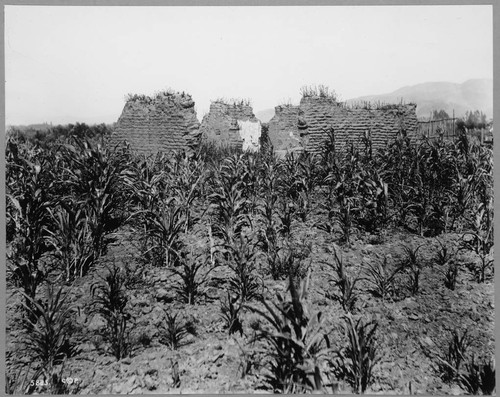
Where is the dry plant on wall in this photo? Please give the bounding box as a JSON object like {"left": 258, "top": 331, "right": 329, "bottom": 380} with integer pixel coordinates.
{"left": 300, "top": 84, "right": 337, "bottom": 100}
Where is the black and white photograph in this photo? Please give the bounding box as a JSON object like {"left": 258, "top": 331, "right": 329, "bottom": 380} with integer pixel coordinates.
{"left": 4, "top": 3, "right": 495, "bottom": 394}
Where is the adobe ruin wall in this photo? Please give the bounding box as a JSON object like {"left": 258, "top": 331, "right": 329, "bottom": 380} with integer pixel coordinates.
{"left": 267, "top": 105, "right": 303, "bottom": 154}
{"left": 268, "top": 96, "right": 419, "bottom": 155}
{"left": 109, "top": 91, "right": 201, "bottom": 154}
{"left": 199, "top": 101, "right": 261, "bottom": 151}
{"left": 109, "top": 89, "right": 418, "bottom": 157}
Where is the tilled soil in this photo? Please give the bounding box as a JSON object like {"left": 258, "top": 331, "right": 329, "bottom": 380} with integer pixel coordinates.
{"left": 6, "top": 222, "right": 495, "bottom": 394}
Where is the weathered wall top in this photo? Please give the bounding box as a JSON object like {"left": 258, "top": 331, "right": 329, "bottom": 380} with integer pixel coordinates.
{"left": 109, "top": 91, "right": 201, "bottom": 154}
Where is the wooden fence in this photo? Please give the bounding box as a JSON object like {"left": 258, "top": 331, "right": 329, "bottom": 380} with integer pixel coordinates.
{"left": 417, "top": 117, "right": 457, "bottom": 139}
{"left": 417, "top": 117, "right": 492, "bottom": 146}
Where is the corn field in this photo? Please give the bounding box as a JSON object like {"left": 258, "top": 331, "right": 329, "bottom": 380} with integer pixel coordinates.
{"left": 5, "top": 130, "right": 494, "bottom": 394}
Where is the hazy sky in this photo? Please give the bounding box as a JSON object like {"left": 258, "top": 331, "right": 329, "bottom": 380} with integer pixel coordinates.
{"left": 5, "top": 5, "right": 493, "bottom": 126}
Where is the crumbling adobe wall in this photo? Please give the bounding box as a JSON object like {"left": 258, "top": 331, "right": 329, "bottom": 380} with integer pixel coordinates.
{"left": 268, "top": 96, "right": 419, "bottom": 155}
{"left": 267, "top": 105, "right": 303, "bottom": 153}
{"left": 109, "top": 91, "right": 201, "bottom": 154}
{"left": 199, "top": 101, "right": 261, "bottom": 151}
{"left": 300, "top": 96, "right": 418, "bottom": 153}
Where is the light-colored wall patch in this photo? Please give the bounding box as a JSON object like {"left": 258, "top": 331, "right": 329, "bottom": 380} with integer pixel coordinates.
{"left": 238, "top": 120, "right": 261, "bottom": 152}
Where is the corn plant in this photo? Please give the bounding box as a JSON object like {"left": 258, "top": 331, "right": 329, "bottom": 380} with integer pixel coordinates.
{"left": 277, "top": 198, "right": 294, "bottom": 238}
{"left": 241, "top": 153, "right": 261, "bottom": 215}
{"left": 294, "top": 153, "right": 321, "bottom": 222}
{"left": 136, "top": 197, "right": 186, "bottom": 267}
{"left": 433, "top": 239, "right": 459, "bottom": 290}
{"left": 362, "top": 255, "right": 401, "bottom": 300}
{"left": 258, "top": 157, "right": 282, "bottom": 265}
{"left": 330, "top": 314, "right": 380, "bottom": 394}
{"left": 434, "top": 329, "right": 472, "bottom": 384}
{"left": 399, "top": 244, "right": 425, "bottom": 295}
{"left": 316, "top": 188, "right": 338, "bottom": 234}
{"left": 90, "top": 263, "right": 131, "bottom": 360}
{"left": 337, "top": 198, "right": 356, "bottom": 245}
{"left": 18, "top": 283, "right": 78, "bottom": 394}
{"left": 158, "top": 310, "right": 196, "bottom": 350}
{"left": 323, "top": 247, "right": 360, "bottom": 313}
{"left": 209, "top": 180, "right": 251, "bottom": 244}
{"left": 443, "top": 260, "right": 460, "bottom": 290}
{"left": 6, "top": 153, "right": 55, "bottom": 323}
{"left": 220, "top": 291, "right": 244, "bottom": 336}
{"left": 375, "top": 134, "right": 414, "bottom": 227}
{"left": 46, "top": 203, "right": 95, "bottom": 283}
{"left": 248, "top": 269, "right": 330, "bottom": 393}
{"left": 357, "top": 169, "right": 389, "bottom": 234}
{"left": 459, "top": 355, "right": 495, "bottom": 395}
{"left": 328, "top": 169, "right": 359, "bottom": 244}
{"left": 460, "top": 203, "right": 494, "bottom": 283}
{"left": 434, "top": 238, "right": 455, "bottom": 267}
{"left": 449, "top": 171, "right": 475, "bottom": 231}
{"left": 126, "top": 155, "right": 169, "bottom": 263}
{"left": 223, "top": 235, "right": 262, "bottom": 303}
{"left": 319, "top": 126, "right": 338, "bottom": 178}
{"left": 169, "top": 244, "right": 217, "bottom": 305}
{"left": 235, "top": 337, "right": 261, "bottom": 378}
{"left": 60, "top": 138, "right": 133, "bottom": 258}
{"left": 169, "top": 155, "right": 206, "bottom": 232}
{"left": 263, "top": 241, "right": 286, "bottom": 281}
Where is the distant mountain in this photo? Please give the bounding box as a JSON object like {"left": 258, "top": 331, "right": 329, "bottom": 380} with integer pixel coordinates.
{"left": 347, "top": 79, "right": 493, "bottom": 119}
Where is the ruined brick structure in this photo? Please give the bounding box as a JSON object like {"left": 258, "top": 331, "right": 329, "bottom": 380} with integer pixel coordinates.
{"left": 267, "top": 105, "right": 303, "bottom": 155}
{"left": 109, "top": 91, "right": 201, "bottom": 154}
{"left": 109, "top": 89, "right": 418, "bottom": 157}
{"left": 199, "top": 100, "right": 261, "bottom": 151}
{"left": 268, "top": 95, "right": 419, "bottom": 155}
